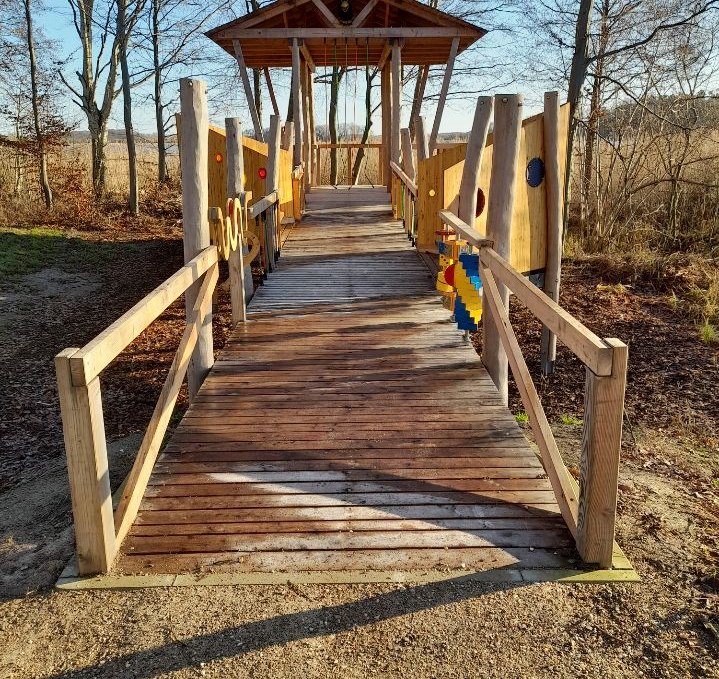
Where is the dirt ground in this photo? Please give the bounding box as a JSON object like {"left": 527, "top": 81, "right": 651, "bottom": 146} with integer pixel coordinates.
{"left": 1, "top": 212, "right": 718, "bottom": 678}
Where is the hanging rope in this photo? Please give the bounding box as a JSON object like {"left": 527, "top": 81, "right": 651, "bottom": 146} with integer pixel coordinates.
{"left": 344, "top": 38, "right": 349, "bottom": 185}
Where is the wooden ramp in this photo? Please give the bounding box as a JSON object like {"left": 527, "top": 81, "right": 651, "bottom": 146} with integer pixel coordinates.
{"left": 115, "top": 187, "right": 577, "bottom": 577}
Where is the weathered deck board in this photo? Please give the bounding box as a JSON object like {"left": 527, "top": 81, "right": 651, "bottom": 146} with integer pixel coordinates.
{"left": 115, "top": 187, "right": 576, "bottom": 576}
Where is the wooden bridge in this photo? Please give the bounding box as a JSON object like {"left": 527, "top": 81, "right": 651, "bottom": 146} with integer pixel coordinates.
{"left": 55, "top": 0, "right": 636, "bottom": 587}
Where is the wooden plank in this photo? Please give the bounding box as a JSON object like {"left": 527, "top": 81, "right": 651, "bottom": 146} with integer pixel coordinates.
{"left": 438, "top": 210, "right": 492, "bottom": 248}
{"left": 113, "top": 263, "right": 219, "bottom": 550}
{"left": 55, "top": 350, "right": 116, "bottom": 575}
{"left": 458, "top": 96, "right": 492, "bottom": 226}
{"left": 67, "top": 247, "right": 217, "bottom": 386}
{"left": 480, "top": 247, "right": 613, "bottom": 375}
{"left": 390, "top": 161, "right": 417, "bottom": 196}
{"left": 577, "top": 339, "right": 628, "bottom": 567}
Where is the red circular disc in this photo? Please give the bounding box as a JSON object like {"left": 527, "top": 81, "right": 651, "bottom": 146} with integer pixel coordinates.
{"left": 258, "top": 167, "right": 267, "bottom": 179}
{"left": 444, "top": 263, "right": 456, "bottom": 287}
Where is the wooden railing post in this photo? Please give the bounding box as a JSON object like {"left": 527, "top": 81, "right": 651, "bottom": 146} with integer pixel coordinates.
{"left": 540, "top": 91, "right": 564, "bottom": 375}
{"left": 458, "top": 96, "right": 493, "bottom": 227}
{"left": 266, "top": 114, "right": 282, "bottom": 267}
{"left": 415, "top": 116, "right": 430, "bottom": 161}
{"left": 226, "top": 117, "right": 248, "bottom": 324}
{"left": 482, "top": 94, "right": 523, "bottom": 406}
{"left": 55, "top": 349, "right": 116, "bottom": 575}
{"left": 180, "top": 78, "right": 214, "bottom": 401}
{"left": 577, "top": 339, "right": 628, "bottom": 567}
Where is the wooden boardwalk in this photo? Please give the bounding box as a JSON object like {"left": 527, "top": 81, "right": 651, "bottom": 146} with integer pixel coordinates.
{"left": 115, "top": 187, "right": 575, "bottom": 576}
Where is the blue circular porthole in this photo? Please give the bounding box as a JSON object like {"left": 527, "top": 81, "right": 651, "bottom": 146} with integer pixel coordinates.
{"left": 526, "top": 157, "right": 545, "bottom": 188}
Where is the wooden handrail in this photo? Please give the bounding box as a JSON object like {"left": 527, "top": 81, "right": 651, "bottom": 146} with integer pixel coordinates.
{"left": 113, "top": 262, "right": 219, "bottom": 548}
{"left": 68, "top": 247, "right": 218, "bottom": 386}
{"left": 438, "top": 210, "right": 493, "bottom": 248}
{"left": 479, "top": 260, "right": 580, "bottom": 536}
{"left": 480, "top": 247, "right": 614, "bottom": 376}
{"left": 390, "top": 161, "right": 418, "bottom": 196}
{"left": 250, "top": 190, "right": 279, "bottom": 219}
{"left": 316, "top": 142, "right": 384, "bottom": 149}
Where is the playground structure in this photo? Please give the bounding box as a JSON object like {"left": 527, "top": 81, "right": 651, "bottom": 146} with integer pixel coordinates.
{"left": 55, "top": 0, "right": 633, "bottom": 584}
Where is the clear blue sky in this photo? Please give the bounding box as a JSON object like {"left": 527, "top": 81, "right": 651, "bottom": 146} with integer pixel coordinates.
{"left": 41, "top": 0, "right": 546, "bottom": 137}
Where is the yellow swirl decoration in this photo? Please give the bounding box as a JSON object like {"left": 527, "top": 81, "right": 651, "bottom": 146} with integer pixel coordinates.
{"left": 226, "top": 197, "right": 241, "bottom": 252}
{"left": 243, "top": 232, "right": 260, "bottom": 267}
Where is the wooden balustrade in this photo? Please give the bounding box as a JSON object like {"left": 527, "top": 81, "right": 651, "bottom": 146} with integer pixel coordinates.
{"left": 55, "top": 246, "right": 220, "bottom": 574}
{"left": 438, "top": 209, "right": 628, "bottom": 568}
{"left": 390, "top": 161, "right": 418, "bottom": 244}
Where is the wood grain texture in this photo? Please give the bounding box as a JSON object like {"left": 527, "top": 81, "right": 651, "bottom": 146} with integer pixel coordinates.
{"left": 115, "top": 186, "right": 577, "bottom": 576}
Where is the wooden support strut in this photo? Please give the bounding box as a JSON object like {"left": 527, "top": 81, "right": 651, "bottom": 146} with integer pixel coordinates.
{"left": 226, "top": 117, "right": 248, "bottom": 325}
{"left": 390, "top": 41, "right": 402, "bottom": 168}
{"left": 179, "top": 78, "right": 214, "bottom": 402}
{"left": 233, "top": 41, "right": 264, "bottom": 141}
{"left": 263, "top": 68, "right": 280, "bottom": 116}
{"left": 415, "top": 115, "right": 429, "bottom": 161}
{"left": 429, "top": 36, "right": 459, "bottom": 155}
{"left": 381, "top": 60, "right": 392, "bottom": 190}
{"left": 266, "top": 114, "right": 282, "bottom": 268}
{"left": 482, "top": 94, "right": 522, "bottom": 406}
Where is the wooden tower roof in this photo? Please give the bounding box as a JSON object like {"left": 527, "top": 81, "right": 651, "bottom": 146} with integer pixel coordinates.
{"left": 205, "top": 0, "right": 486, "bottom": 68}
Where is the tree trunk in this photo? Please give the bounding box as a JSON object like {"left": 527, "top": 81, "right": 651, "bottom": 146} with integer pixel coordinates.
{"left": 329, "top": 66, "right": 344, "bottom": 185}
{"left": 23, "top": 0, "right": 52, "bottom": 209}
{"left": 352, "top": 67, "right": 376, "bottom": 184}
{"left": 90, "top": 119, "right": 109, "bottom": 199}
{"left": 151, "top": 0, "right": 167, "bottom": 183}
{"left": 408, "top": 65, "right": 429, "bottom": 142}
{"left": 117, "top": 0, "right": 139, "bottom": 215}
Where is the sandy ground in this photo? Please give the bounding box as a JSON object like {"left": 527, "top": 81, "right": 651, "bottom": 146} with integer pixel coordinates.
{"left": 1, "top": 234, "right": 718, "bottom": 677}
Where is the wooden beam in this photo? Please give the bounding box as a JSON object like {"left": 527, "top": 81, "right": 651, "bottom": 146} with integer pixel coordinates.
{"left": 300, "top": 43, "right": 316, "bottom": 72}
{"left": 428, "top": 37, "right": 459, "bottom": 154}
{"left": 310, "top": 0, "right": 341, "bottom": 27}
{"left": 234, "top": 0, "right": 314, "bottom": 29}
{"left": 578, "top": 339, "right": 628, "bottom": 567}
{"left": 458, "top": 96, "right": 492, "bottom": 226}
{"left": 250, "top": 190, "right": 280, "bottom": 218}
{"left": 478, "top": 263, "right": 580, "bottom": 538}
{"left": 55, "top": 349, "right": 116, "bottom": 575}
{"left": 352, "top": 0, "right": 380, "bottom": 26}
{"left": 266, "top": 114, "right": 282, "bottom": 268}
{"left": 113, "top": 263, "right": 219, "bottom": 551}
{"left": 540, "top": 91, "right": 564, "bottom": 375}
{"left": 414, "top": 115, "right": 429, "bottom": 161}
{"left": 179, "top": 78, "right": 214, "bottom": 401}
{"left": 377, "top": 42, "right": 391, "bottom": 70}
{"left": 480, "top": 247, "right": 614, "bottom": 377}
{"left": 291, "top": 38, "right": 303, "bottom": 168}
{"left": 482, "top": 93, "right": 522, "bottom": 406}
{"left": 390, "top": 41, "right": 401, "bottom": 166}
{"left": 233, "top": 41, "right": 264, "bottom": 141}
{"left": 263, "top": 68, "right": 280, "bottom": 116}
{"left": 226, "top": 117, "right": 248, "bottom": 325}
{"left": 307, "top": 64, "right": 317, "bottom": 185}
{"left": 218, "top": 28, "right": 482, "bottom": 40}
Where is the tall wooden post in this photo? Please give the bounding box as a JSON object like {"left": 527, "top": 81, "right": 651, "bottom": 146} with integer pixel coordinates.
{"left": 458, "top": 97, "right": 493, "bottom": 227}
{"left": 307, "top": 63, "right": 317, "bottom": 187}
{"left": 226, "top": 117, "right": 248, "bottom": 324}
{"left": 233, "top": 40, "right": 264, "bottom": 141}
{"left": 266, "top": 114, "right": 282, "bottom": 266}
{"left": 381, "top": 60, "right": 392, "bottom": 190}
{"left": 55, "top": 349, "right": 115, "bottom": 575}
{"left": 577, "top": 339, "right": 628, "bottom": 567}
{"left": 180, "top": 78, "right": 214, "bottom": 401}
{"left": 540, "top": 91, "right": 564, "bottom": 375}
{"left": 300, "top": 59, "right": 312, "bottom": 192}
{"left": 429, "top": 37, "right": 459, "bottom": 154}
{"left": 400, "top": 128, "right": 416, "bottom": 181}
{"left": 390, "top": 41, "right": 402, "bottom": 167}
{"left": 415, "top": 115, "right": 430, "bottom": 161}
{"left": 291, "top": 39, "right": 303, "bottom": 168}
{"left": 482, "top": 94, "right": 522, "bottom": 406}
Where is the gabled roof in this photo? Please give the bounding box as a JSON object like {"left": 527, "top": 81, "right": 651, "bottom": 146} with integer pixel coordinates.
{"left": 206, "top": 0, "right": 486, "bottom": 68}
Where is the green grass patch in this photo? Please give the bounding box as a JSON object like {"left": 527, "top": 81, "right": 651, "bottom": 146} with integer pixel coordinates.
{"left": 0, "top": 227, "right": 136, "bottom": 280}
{"left": 515, "top": 411, "right": 529, "bottom": 424}
{"left": 699, "top": 320, "right": 718, "bottom": 345}
{"left": 560, "top": 414, "right": 584, "bottom": 426}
